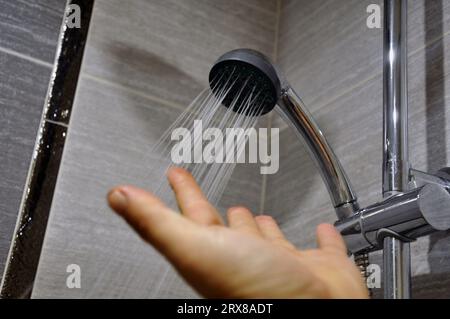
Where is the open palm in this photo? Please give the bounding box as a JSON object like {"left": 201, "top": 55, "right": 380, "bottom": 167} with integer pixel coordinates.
{"left": 108, "top": 167, "right": 368, "bottom": 299}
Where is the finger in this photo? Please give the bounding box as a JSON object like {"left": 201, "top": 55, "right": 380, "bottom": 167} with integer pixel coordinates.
{"left": 255, "top": 215, "right": 296, "bottom": 250}
{"left": 316, "top": 224, "right": 347, "bottom": 255}
{"left": 167, "top": 167, "right": 224, "bottom": 226}
{"left": 227, "top": 207, "right": 262, "bottom": 237}
{"left": 108, "top": 185, "right": 199, "bottom": 261}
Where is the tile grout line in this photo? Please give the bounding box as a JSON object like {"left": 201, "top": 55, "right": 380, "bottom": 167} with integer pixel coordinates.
{"left": 259, "top": 0, "right": 282, "bottom": 215}
{"left": 0, "top": 46, "right": 53, "bottom": 69}
{"left": 44, "top": 119, "right": 69, "bottom": 128}
{"left": 272, "top": 0, "right": 281, "bottom": 62}
{"left": 82, "top": 72, "right": 187, "bottom": 112}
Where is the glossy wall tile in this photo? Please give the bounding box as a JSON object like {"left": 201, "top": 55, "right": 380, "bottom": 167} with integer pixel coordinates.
{"left": 3, "top": 0, "right": 450, "bottom": 299}
{"left": 0, "top": 0, "right": 66, "bottom": 63}
{"left": 0, "top": 0, "right": 66, "bottom": 285}
{"left": 0, "top": 52, "right": 53, "bottom": 281}
{"left": 0, "top": 0, "right": 93, "bottom": 298}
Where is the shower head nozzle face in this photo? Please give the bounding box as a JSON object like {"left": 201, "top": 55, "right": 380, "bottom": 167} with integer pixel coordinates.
{"left": 209, "top": 49, "right": 281, "bottom": 116}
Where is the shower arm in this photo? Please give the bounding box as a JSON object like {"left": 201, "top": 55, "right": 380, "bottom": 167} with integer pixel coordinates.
{"left": 276, "top": 87, "right": 359, "bottom": 220}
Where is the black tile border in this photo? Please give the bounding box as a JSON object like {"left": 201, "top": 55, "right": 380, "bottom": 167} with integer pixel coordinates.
{"left": 0, "top": 0, "right": 94, "bottom": 299}
{"left": 45, "top": 0, "right": 95, "bottom": 125}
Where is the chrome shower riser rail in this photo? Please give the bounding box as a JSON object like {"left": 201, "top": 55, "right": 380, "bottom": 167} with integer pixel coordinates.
{"left": 382, "top": 0, "right": 410, "bottom": 299}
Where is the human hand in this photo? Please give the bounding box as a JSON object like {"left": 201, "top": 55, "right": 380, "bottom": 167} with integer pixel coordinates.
{"left": 107, "top": 167, "right": 368, "bottom": 299}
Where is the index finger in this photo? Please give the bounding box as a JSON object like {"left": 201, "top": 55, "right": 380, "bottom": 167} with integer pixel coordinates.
{"left": 167, "top": 167, "right": 224, "bottom": 226}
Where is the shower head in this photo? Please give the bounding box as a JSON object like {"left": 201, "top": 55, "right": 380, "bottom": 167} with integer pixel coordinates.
{"left": 209, "top": 49, "right": 282, "bottom": 115}
{"left": 209, "top": 48, "right": 358, "bottom": 219}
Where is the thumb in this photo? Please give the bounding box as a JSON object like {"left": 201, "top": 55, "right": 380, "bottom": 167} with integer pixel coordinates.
{"left": 316, "top": 224, "right": 348, "bottom": 255}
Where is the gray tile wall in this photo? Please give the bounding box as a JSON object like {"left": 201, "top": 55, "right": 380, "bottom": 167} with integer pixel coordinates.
{"left": 0, "top": 0, "right": 66, "bottom": 282}
{"left": 267, "top": 0, "right": 450, "bottom": 298}
{"left": 31, "top": 0, "right": 277, "bottom": 298}
{"left": 6, "top": 0, "right": 448, "bottom": 299}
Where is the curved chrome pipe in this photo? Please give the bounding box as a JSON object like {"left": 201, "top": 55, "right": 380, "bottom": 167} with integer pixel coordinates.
{"left": 277, "top": 87, "right": 358, "bottom": 219}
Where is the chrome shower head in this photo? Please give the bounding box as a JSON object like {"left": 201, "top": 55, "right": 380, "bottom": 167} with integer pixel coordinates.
{"left": 209, "top": 49, "right": 281, "bottom": 115}
{"left": 209, "top": 48, "right": 358, "bottom": 219}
